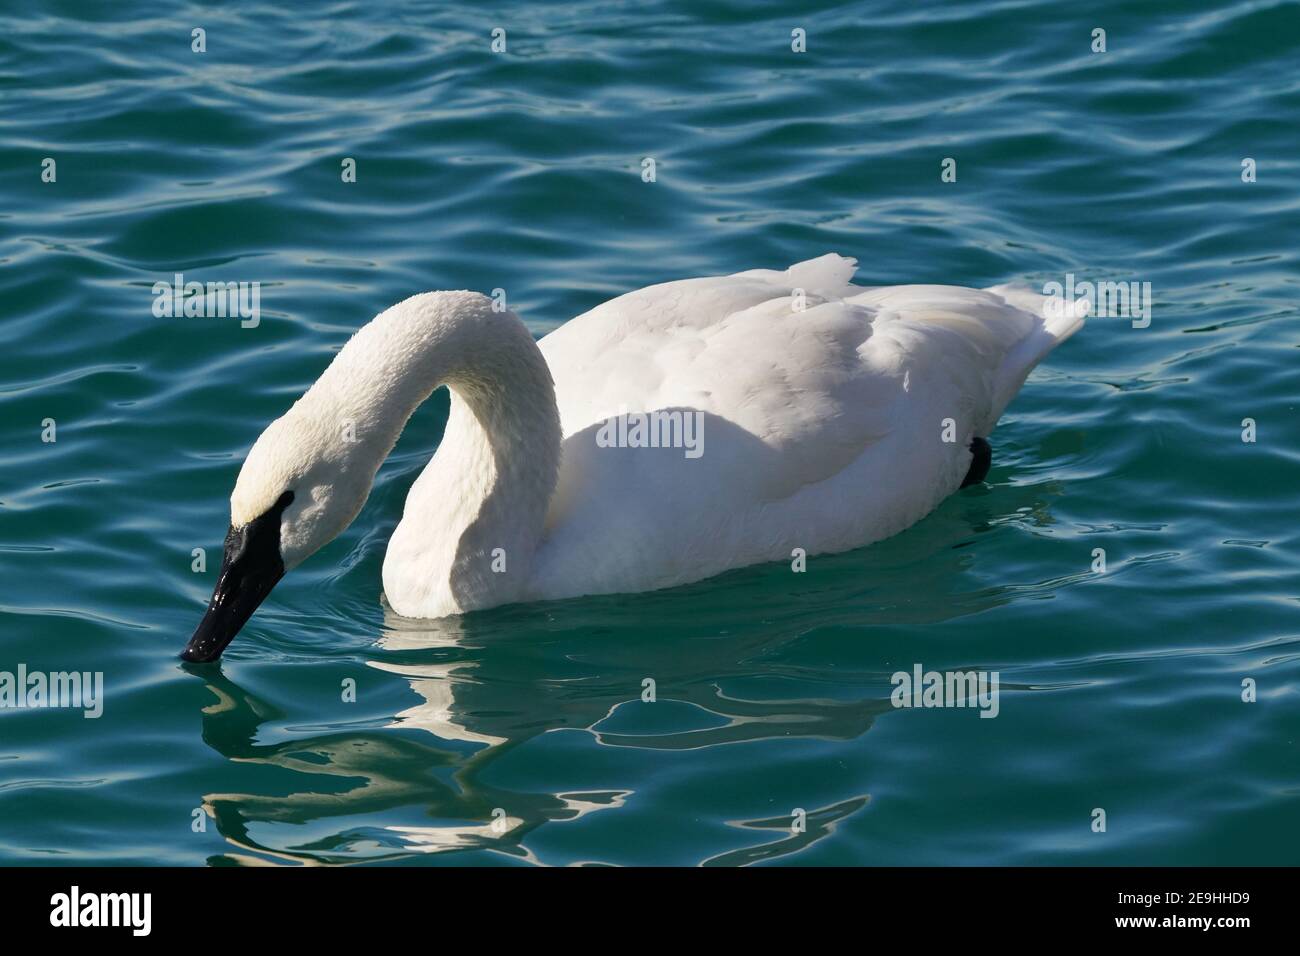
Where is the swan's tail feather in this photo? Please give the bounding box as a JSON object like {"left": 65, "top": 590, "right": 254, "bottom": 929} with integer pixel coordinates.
{"left": 980, "top": 284, "right": 1088, "bottom": 433}
{"left": 991, "top": 283, "right": 1090, "bottom": 343}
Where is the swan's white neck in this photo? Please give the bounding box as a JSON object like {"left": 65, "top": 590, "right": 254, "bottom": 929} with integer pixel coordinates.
{"left": 294, "top": 292, "right": 561, "bottom": 617}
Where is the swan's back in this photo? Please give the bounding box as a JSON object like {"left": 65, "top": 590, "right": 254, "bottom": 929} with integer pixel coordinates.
{"left": 530, "top": 255, "right": 1083, "bottom": 599}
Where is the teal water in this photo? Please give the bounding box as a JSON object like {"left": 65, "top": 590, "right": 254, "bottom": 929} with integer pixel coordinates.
{"left": 2, "top": 0, "right": 1298, "bottom": 866}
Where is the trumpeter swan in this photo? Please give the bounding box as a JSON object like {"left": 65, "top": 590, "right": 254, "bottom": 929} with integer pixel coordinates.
{"left": 182, "top": 254, "right": 1086, "bottom": 662}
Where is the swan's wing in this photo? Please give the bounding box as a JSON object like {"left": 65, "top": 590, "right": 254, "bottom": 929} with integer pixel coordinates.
{"left": 845, "top": 280, "right": 1086, "bottom": 436}
{"left": 540, "top": 255, "right": 893, "bottom": 500}
{"left": 539, "top": 254, "right": 1082, "bottom": 496}
{"left": 532, "top": 255, "right": 1084, "bottom": 597}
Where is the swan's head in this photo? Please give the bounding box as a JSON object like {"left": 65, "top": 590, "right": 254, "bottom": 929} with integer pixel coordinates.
{"left": 182, "top": 409, "right": 374, "bottom": 663}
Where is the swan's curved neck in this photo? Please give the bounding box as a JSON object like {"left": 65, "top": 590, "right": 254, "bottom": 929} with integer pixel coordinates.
{"left": 303, "top": 292, "right": 561, "bottom": 617}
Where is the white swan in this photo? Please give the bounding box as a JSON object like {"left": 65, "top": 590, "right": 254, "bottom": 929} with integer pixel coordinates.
{"left": 183, "top": 254, "right": 1086, "bottom": 662}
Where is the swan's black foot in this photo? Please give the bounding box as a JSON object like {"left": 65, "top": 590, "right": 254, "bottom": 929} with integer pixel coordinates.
{"left": 961, "top": 437, "right": 991, "bottom": 488}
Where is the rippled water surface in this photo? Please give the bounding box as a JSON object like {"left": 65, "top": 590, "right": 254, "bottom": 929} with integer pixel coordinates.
{"left": 2, "top": 0, "right": 1298, "bottom": 865}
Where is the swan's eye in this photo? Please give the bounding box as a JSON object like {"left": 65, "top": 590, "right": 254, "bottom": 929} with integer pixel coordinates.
{"left": 274, "top": 489, "right": 295, "bottom": 511}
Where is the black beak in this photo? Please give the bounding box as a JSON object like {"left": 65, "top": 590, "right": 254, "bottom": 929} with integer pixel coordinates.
{"left": 182, "top": 491, "right": 293, "bottom": 663}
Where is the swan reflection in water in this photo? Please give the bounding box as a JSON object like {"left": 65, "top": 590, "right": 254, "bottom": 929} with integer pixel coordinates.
{"left": 189, "top": 489, "right": 1063, "bottom": 866}
{"left": 191, "top": 617, "right": 887, "bottom": 866}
